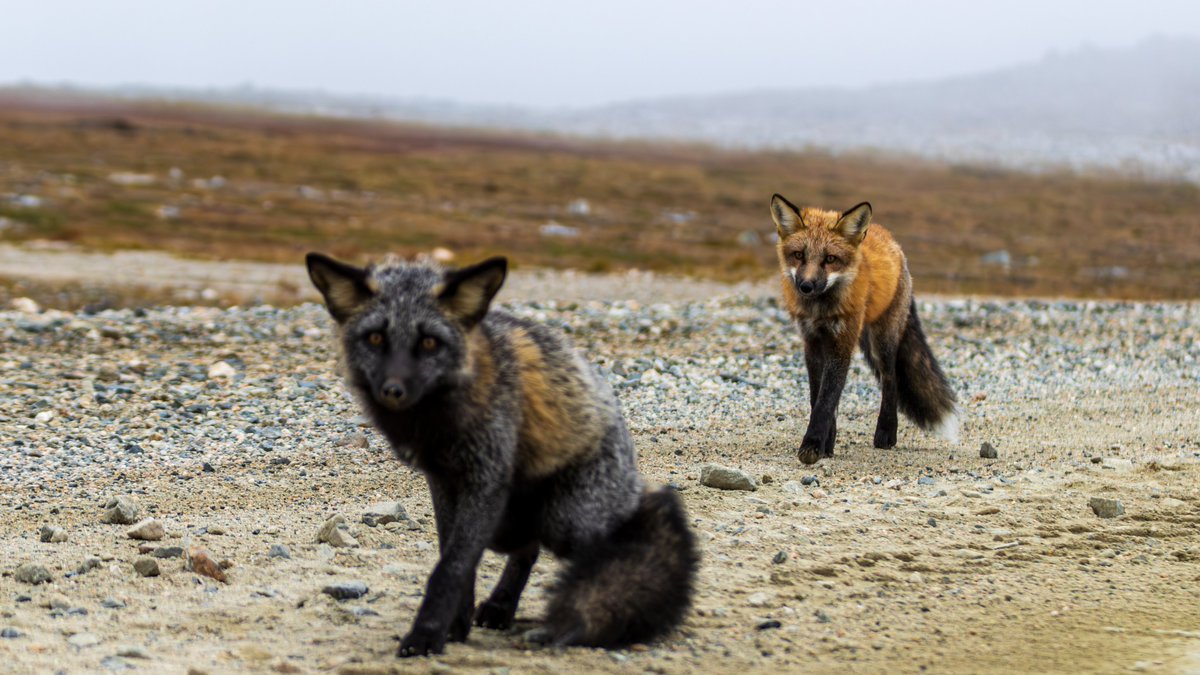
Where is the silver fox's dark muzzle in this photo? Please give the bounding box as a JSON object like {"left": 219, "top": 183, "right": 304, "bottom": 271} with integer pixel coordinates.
{"left": 377, "top": 378, "right": 410, "bottom": 410}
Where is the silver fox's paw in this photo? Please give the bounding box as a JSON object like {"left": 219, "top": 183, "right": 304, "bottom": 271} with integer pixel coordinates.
{"left": 797, "top": 444, "right": 822, "bottom": 465}
{"left": 397, "top": 626, "right": 446, "bottom": 658}
{"left": 475, "top": 600, "right": 517, "bottom": 630}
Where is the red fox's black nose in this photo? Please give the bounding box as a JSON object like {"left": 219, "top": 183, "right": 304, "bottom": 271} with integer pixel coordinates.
{"left": 798, "top": 280, "right": 816, "bottom": 295}
{"left": 380, "top": 381, "right": 407, "bottom": 404}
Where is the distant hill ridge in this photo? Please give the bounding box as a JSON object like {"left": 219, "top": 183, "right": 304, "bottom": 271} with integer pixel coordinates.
{"left": 5, "top": 36, "right": 1199, "bottom": 181}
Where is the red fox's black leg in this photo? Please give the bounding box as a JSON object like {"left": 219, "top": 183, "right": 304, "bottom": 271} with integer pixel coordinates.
{"left": 475, "top": 543, "right": 539, "bottom": 630}
{"left": 799, "top": 344, "right": 825, "bottom": 464}
{"left": 823, "top": 418, "right": 837, "bottom": 457}
{"left": 873, "top": 343, "right": 899, "bottom": 449}
{"left": 799, "top": 339, "right": 850, "bottom": 464}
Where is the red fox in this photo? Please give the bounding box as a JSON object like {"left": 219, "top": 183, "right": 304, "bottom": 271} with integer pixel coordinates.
{"left": 770, "top": 194, "right": 958, "bottom": 464}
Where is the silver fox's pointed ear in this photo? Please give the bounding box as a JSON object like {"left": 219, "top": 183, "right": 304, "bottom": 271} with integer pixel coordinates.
{"left": 836, "top": 202, "right": 872, "bottom": 245}
{"left": 306, "top": 252, "right": 375, "bottom": 323}
{"left": 770, "top": 194, "right": 805, "bottom": 238}
{"left": 436, "top": 257, "right": 507, "bottom": 326}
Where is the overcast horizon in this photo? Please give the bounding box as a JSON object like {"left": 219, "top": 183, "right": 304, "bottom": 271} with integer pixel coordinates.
{"left": 2, "top": 1, "right": 1199, "bottom": 108}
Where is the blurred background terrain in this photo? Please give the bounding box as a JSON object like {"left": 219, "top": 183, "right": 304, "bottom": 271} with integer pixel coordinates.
{"left": 1, "top": 2, "right": 1197, "bottom": 306}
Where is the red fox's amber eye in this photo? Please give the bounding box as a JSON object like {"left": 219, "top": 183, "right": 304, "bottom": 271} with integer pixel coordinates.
{"left": 367, "top": 332, "right": 384, "bottom": 346}
{"left": 791, "top": 251, "right": 804, "bottom": 262}
{"left": 420, "top": 336, "right": 439, "bottom": 352}
{"left": 824, "top": 255, "right": 838, "bottom": 265}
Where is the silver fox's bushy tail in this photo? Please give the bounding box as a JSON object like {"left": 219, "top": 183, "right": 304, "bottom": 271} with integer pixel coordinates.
{"left": 895, "top": 300, "right": 959, "bottom": 442}
{"left": 544, "top": 487, "right": 699, "bottom": 647}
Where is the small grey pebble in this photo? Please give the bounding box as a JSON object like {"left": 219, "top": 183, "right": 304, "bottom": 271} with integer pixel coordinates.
{"left": 322, "top": 581, "right": 369, "bottom": 601}
{"left": 150, "top": 546, "right": 184, "bottom": 559}
{"left": 918, "top": 476, "right": 936, "bottom": 485}
{"left": 202, "top": 462, "right": 216, "bottom": 473}
{"left": 814, "top": 610, "right": 831, "bottom": 624}
{"left": 1, "top": 628, "right": 21, "bottom": 639}
{"left": 800, "top": 475, "right": 820, "bottom": 487}
{"left": 101, "top": 598, "right": 126, "bottom": 609}
{"left": 772, "top": 551, "right": 788, "bottom": 565}
{"left": 980, "top": 442, "right": 998, "bottom": 459}
{"left": 268, "top": 544, "right": 291, "bottom": 560}
{"left": 927, "top": 517, "right": 938, "bottom": 527}
{"left": 756, "top": 620, "right": 782, "bottom": 630}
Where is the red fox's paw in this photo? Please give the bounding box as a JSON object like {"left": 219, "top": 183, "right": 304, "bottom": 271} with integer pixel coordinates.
{"left": 397, "top": 626, "right": 446, "bottom": 658}
{"left": 873, "top": 426, "right": 897, "bottom": 449}
{"left": 797, "top": 445, "right": 822, "bottom": 465}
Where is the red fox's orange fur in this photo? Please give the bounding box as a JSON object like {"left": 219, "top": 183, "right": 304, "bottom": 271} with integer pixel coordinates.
{"left": 771, "top": 194, "right": 958, "bottom": 464}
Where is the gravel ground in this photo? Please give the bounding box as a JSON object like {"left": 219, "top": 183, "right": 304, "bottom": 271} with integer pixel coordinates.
{"left": 2, "top": 278, "right": 1199, "bottom": 674}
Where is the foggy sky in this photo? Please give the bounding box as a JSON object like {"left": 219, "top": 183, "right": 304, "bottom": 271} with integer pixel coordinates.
{"left": 2, "top": 0, "right": 1198, "bottom": 107}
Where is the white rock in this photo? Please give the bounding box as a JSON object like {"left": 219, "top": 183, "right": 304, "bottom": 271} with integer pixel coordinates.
{"left": 317, "top": 515, "right": 358, "bottom": 548}
{"left": 10, "top": 297, "right": 40, "bottom": 314}
{"left": 747, "top": 591, "right": 775, "bottom": 607}
{"left": 126, "top": 518, "right": 166, "bottom": 541}
{"left": 207, "top": 361, "right": 237, "bottom": 379}
{"left": 67, "top": 632, "right": 101, "bottom": 648}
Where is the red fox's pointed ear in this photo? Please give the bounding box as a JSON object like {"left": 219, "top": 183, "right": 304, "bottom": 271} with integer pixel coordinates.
{"left": 770, "top": 194, "right": 805, "bottom": 238}
{"left": 306, "top": 252, "right": 376, "bottom": 323}
{"left": 437, "top": 257, "right": 507, "bottom": 326}
{"left": 836, "top": 202, "right": 872, "bottom": 245}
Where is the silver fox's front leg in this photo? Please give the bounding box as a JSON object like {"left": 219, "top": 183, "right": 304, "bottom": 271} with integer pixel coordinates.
{"left": 398, "top": 476, "right": 507, "bottom": 658}
{"left": 475, "top": 543, "right": 539, "bottom": 630}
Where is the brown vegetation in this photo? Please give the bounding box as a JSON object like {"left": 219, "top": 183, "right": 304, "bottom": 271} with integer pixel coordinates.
{"left": 0, "top": 95, "right": 1197, "bottom": 299}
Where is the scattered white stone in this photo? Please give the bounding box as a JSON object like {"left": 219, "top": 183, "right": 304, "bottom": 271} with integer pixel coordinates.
{"left": 747, "top": 591, "right": 775, "bottom": 607}
{"left": 14, "top": 563, "right": 52, "bottom": 584}
{"left": 207, "top": 361, "right": 237, "bottom": 379}
{"left": 317, "top": 515, "right": 358, "bottom": 548}
{"left": 107, "top": 172, "right": 156, "bottom": 186}
{"left": 126, "top": 518, "right": 165, "bottom": 541}
{"left": 362, "top": 502, "right": 408, "bottom": 528}
{"left": 103, "top": 497, "right": 141, "bottom": 525}
{"left": 10, "top": 297, "right": 40, "bottom": 314}
{"left": 1089, "top": 497, "right": 1125, "bottom": 518}
{"left": 38, "top": 525, "right": 68, "bottom": 543}
{"left": 699, "top": 464, "right": 757, "bottom": 491}
{"left": 67, "top": 632, "right": 101, "bottom": 648}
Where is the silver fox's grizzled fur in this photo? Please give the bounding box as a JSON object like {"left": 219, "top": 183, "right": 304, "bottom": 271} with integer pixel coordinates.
{"left": 306, "top": 253, "right": 698, "bottom": 658}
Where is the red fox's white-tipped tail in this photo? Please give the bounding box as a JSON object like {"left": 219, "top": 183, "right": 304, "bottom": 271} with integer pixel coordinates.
{"left": 896, "top": 300, "right": 959, "bottom": 440}
{"left": 933, "top": 407, "right": 961, "bottom": 445}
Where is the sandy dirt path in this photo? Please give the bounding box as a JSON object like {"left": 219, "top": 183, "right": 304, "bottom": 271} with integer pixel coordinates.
{"left": 1, "top": 245, "right": 1198, "bottom": 674}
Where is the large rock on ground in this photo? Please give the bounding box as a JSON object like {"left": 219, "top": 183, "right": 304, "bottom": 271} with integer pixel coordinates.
{"left": 103, "top": 497, "right": 141, "bottom": 525}
{"left": 700, "top": 464, "right": 758, "bottom": 491}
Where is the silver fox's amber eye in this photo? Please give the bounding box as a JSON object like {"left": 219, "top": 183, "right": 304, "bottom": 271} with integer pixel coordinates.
{"left": 367, "top": 332, "right": 384, "bottom": 347}
{"left": 419, "top": 336, "right": 439, "bottom": 352}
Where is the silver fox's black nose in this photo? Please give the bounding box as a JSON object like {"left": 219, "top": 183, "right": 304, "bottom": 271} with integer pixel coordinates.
{"left": 380, "top": 381, "right": 407, "bottom": 405}
{"left": 798, "top": 280, "right": 816, "bottom": 295}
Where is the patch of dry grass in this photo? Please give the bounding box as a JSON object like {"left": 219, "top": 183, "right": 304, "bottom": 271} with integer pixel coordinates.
{"left": 1, "top": 94, "right": 1197, "bottom": 299}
